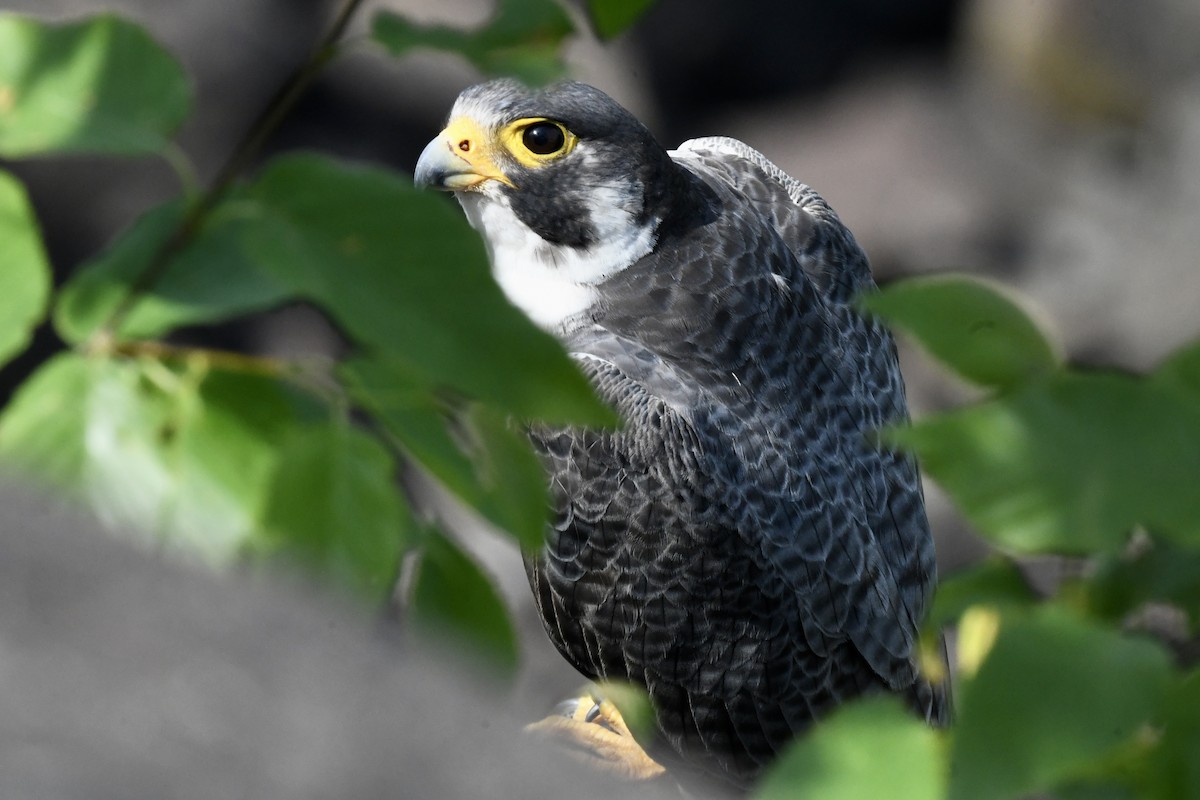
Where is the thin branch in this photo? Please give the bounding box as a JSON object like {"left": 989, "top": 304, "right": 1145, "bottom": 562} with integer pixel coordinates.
{"left": 101, "top": 337, "right": 345, "bottom": 407}
{"left": 99, "top": 0, "right": 368, "bottom": 338}
{"left": 102, "top": 338, "right": 291, "bottom": 378}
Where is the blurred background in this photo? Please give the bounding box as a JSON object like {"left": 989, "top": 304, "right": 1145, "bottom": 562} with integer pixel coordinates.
{"left": 2, "top": 0, "right": 1198, "bottom": 792}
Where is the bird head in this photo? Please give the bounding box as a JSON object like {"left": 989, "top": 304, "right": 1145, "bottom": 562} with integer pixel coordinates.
{"left": 415, "top": 80, "right": 677, "bottom": 248}
{"left": 415, "top": 80, "right": 697, "bottom": 330}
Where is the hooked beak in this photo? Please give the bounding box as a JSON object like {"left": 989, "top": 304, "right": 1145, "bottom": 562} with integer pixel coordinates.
{"left": 414, "top": 116, "right": 514, "bottom": 191}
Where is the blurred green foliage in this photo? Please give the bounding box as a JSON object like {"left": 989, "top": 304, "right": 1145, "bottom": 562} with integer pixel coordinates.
{"left": 584, "top": 0, "right": 658, "bottom": 40}
{"left": 0, "top": 5, "right": 617, "bottom": 665}
{"left": 0, "top": 13, "right": 190, "bottom": 156}
{"left": 757, "top": 278, "right": 1200, "bottom": 799}
{"left": 373, "top": 0, "right": 575, "bottom": 86}
{"left": 0, "top": 5, "right": 1196, "bottom": 799}
{"left": 756, "top": 697, "right": 946, "bottom": 800}
{"left": 0, "top": 170, "right": 50, "bottom": 364}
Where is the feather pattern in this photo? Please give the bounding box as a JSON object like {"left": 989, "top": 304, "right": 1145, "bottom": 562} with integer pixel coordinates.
{"left": 417, "top": 79, "right": 944, "bottom": 790}
{"left": 526, "top": 138, "right": 942, "bottom": 787}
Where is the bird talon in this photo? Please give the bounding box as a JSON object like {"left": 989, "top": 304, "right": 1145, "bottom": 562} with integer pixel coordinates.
{"left": 526, "top": 693, "right": 666, "bottom": 781}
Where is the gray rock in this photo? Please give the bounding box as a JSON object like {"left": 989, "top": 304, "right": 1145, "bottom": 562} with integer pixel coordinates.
{"left": 0, "top": 483, "right": 685, "bottom": 799}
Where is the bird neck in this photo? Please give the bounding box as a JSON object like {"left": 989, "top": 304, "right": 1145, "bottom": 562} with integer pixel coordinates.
{"left": 458, "top": 189, "right": 658, "bottom": 333}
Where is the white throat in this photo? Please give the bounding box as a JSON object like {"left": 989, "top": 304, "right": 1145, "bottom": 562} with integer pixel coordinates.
{"left": 457, "top": 187, "right": 657, "bottom": 333}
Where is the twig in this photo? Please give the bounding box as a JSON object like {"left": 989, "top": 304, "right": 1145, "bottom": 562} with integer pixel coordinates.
{"left": 99, "top": 0, "right": 368, "bottom": 338}
{"left": 99, "top": 338, "right": 291, "bottom": 378}
{"left": 97, "top": 337, "right": 345, "bottom": 407}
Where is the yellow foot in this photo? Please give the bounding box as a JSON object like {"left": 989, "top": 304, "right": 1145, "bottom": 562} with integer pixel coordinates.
{"left": 526, "top": 694, "right": 667, "bottom": 781}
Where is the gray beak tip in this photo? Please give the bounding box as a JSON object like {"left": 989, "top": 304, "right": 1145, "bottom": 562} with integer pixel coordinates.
{"left": 414, "top": 137, "right": 448, "bottom": 191}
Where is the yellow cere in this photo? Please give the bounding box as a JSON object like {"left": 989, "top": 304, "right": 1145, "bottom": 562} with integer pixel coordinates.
{"left": 437, "top": 116, "right": 514, "bottom": 188}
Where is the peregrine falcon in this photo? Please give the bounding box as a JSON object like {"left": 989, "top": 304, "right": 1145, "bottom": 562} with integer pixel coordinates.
{"left": 415, "top": 80, "right": 945, "bottom": 789}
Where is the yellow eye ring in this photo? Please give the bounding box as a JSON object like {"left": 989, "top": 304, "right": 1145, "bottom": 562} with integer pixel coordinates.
{"left": 499, "top": 117, "right": 578, "bottom": 167}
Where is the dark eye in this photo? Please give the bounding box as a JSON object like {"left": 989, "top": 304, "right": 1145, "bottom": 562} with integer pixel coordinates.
{"left": 522, "top": 122, "right": 566, "bottom": 155}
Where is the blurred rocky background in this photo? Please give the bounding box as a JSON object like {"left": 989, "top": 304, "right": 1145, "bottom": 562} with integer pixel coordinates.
{"left": 0, "top": 484, "right": 687, "bottom": 799}
{"left": 2, "top": 0, "right": 1198, "bottom": 794}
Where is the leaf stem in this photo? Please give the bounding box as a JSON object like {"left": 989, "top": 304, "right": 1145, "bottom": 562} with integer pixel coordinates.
{"left": 100, "top": 337, "right": 344, "bottom": 405}
{"left": 160, "top": 141, "right": 201, "bottom": 199}
{"left": 100, "top": 338, "right": 288, "bottom": 378}
{"left": 98, "top": 0, "right": 368, "bottom": 338}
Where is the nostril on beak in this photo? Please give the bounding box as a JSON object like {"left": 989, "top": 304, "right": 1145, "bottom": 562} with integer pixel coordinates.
{"left": 458, "top": 139, "right": 471, "bottom": 152}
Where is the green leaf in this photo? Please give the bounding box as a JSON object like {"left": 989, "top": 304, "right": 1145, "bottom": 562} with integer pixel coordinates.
{"left": 0, "top": 352, "right": 94, "bottom": 488}
{"left": 1154, "top": 340, "right": 1200, "bottom": 409}
{"left": 1055, "top": 781, "right": 1138, "bottom": 800}
{"left": 372, "top": 0, "right": 575, "bottom": 84}
{"left": 1137, "top": 670, "right": 1200, "bottom": 800}
{"left": 0, "top": 352, "right": 298, "bottom": 563}
{"left": 165, "top": 366, "right": 311, "bottom": 560}
{"left": 927, "top": 557, "right": 1037, "bottom": 632}
{"left": 864, "top": 275, "right": 1059, "bottom": 391}
{"left": 242, "top": 152, "right": 614, "bottom": 427}
{"left": 260, "top": 419, "right": 411, "bottom": 602}
{"left": 409, "top": 527, "right": 518, "bottom": 674}
{"left": 0, "top": 13, "right": 190, "bottom": 157}
{"left": 754, "top": 696, "right": 946, "bottom": 800}
{"left": 887, "top": 371, "right": 1200, "bottom": 552}
{"left": 949, "top": 608, "right": 1172, "bottom": 800}
{"left": 1076, "top": 539, "right": 1200, "bottom": 630}
{"left": 54, "top": 199, "right": 291, "bottom": 344}
{"left": 586, "top": 0, "right": 657, "bottom": 39}
{"left": 0, "top": 169, "right": 51, "bottom": 368}
{"left": 0, "top": 351, "right": 405, "bottom": 594}
{"left": 342, "top": 356, "right": 481, "bottom": 502}
{"left": 592, "top": 680, "right": 657, "bottom": 744}
{"left": 346, "top": 356, "right": 549, "bottom": 548}
{"left": 463, "top": 404, "right": 549, "bottom": 550}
